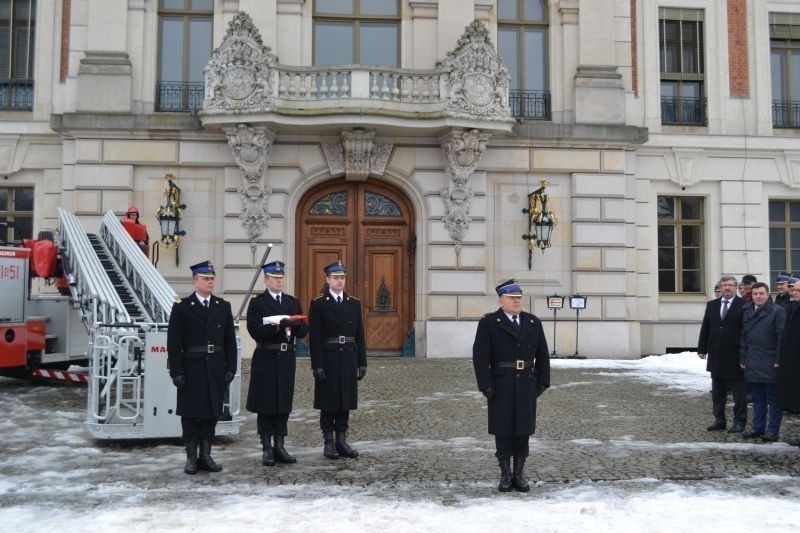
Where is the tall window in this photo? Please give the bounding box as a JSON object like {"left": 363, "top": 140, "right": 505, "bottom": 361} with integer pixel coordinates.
{"left": 497, "top": 0, "right": 549, "bottom": 120}
{"left": 659, "top": 8, "right": 705, "bottom": 125}
{"left": 0, "top": 186, "right": 33, "bottom": 244}
{"left": 770, "top": 13, "right": 800, "bottom": 128}
{"left": 768, "top": 200, "right": 800, "bottom": 281}
{"left": 313, "top": 0, "right": 400, "bottom": 67}
{"left": 0, "top": 0, "right": 35, "bottom": 110}
{"left": 658, "top": 196, "right": 704, "bottom": 293}
{"left": 156, "top": 0, "right": 213, "bottom": 112}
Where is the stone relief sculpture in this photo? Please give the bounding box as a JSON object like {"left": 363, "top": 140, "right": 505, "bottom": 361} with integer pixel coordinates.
{"left": 321, "top": 129, "right": 393, "bottom": 181}
{"left": 203, "top": 11, "right": 276, "bottom": 113}
{"left": 440, "top": 20, "right": 512, "bottom": 121}
{"left": 441, "top": 129, "right": 491, "bottom": 255}
{"left": 225, "top": 123, "right": 273, "bottom": 250}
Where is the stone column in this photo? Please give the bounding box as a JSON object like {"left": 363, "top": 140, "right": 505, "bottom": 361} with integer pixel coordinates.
{"left": 225, "top": 124, "right": 275, "bottom": 252}
{"left": 440, "top": 129, "right": 491, "bottom": 255}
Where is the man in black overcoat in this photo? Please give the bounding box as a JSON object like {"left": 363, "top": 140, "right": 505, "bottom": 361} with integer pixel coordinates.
{"left": 308, "top": 261, "right": 367, "bottom": 460}
{"left": 246, "top": 260, "right": 308, "bottom": 466}
{"left": 697, "top": 274, "right": 746, "bottom": 432}
{"left": 779, "top": 279, "right": 800, "bottom": 446}
{"left": 167, "top": 260, "right": 238, "bottom": 475}
{"left": 473, "top": 279, "right": 550, "bottom": 492}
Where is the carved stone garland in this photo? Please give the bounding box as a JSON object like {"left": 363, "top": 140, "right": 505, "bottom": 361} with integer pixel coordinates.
{"left": 439, "top": 20, "right": 511, "bottom": 121}
{"left": 225, "top": 123, "right": 274, "bottom": 251}
{"left": 203, "top": 11, "right": 276, "bottom": 113}
{"left": 441, "top": 129, "right": 491, "bottom": 255}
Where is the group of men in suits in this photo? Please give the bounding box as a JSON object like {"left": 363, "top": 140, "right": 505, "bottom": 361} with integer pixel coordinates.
{"left": 167, "top": 259, "right": 366, "bottom": 475}
{"left": 698, "top": 274, "right": 800, "bottom": 444}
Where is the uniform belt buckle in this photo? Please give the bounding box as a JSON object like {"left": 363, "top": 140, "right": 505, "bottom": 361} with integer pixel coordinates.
{"left": 280, "top": 342, "right": 288, "bottom": 351}
{"left": 207, "top": 344, "right": 215, "bottom": 353}
{"left": 515, "top": 360, "right": 525, "bottom": 371}
{"left": 338, "top": 336, "right": 346, "bottom": 344}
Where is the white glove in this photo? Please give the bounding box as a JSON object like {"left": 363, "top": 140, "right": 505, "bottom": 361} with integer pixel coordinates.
{"left": 263, "top": 315, "right": 290, "bottom": 325}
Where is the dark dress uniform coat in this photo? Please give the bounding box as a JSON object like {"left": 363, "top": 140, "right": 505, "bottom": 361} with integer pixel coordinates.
{"left": 245, "top": 291, "right": 308, "bottom": 414}
{"left": 472, "top": 309, "right": 550, "bottom": 436}
{"left": 308, "top": 292, "right": 367, "bottom": 411}
{"left": 779, "top": 302, "right": 800, "bottom": 412}
{"left": 167, "top": 293, "right": 237, "bottom": 419}
{"left": 697, "top": 296, "right": 745, "bottom": 380}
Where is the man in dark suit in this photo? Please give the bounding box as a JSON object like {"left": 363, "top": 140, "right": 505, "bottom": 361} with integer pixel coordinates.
{"left": 246, "top": 260, "right": 308, "bottom": 466}
{"left": 779, "top": 278, "right": 800, "bottom": 446}
{"left": 308, "top": 261, "right": 367, "bottom": 460}
{"left": 697, "top": 274, "right": 746, "bottom": 433}
{"left": 167, "top": 260, "right": 238, "bottom": 475}
{"left": 473, "top": 279, "right": 550, "bottom": 492}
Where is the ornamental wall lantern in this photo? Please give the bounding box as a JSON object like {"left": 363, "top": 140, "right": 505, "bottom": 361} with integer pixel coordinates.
{"left": 155, "top": 171, "right": 186, "bottom": 266}
{"left": 521, "top": 179, "right": 558, "bottom": 270}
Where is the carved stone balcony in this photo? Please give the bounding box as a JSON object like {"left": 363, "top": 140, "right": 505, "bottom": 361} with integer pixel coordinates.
{"left": 199, "top": 12, "right": 514, "bottom": 135}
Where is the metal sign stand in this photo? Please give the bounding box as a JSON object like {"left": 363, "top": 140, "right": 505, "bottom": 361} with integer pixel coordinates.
{"left": 546, "top": 294, "right": 564, "bottom": 356}
{"left": 569, "top": 294, "right": 587, "bottom": 357}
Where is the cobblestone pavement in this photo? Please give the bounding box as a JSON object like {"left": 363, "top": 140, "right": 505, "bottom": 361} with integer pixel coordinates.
{"left": 2, "top": 357, "right": 800, "bottom": 508}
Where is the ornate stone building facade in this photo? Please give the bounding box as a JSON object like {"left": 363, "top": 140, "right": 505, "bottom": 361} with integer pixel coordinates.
{"left": 1, "top": 1, "right": 798, "bottom": 358}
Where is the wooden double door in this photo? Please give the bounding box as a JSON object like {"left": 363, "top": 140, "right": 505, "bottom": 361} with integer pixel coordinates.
{"left": 296, "top": 179, "right": 415, "bottom": 353}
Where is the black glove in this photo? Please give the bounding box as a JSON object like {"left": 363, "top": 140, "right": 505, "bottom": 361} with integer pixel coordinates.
{"left": 313, "top": 368, "right": 327, "bottom": 383}
{"left": 172, "top": 375, "right": 185, "bottom": 388}
{"left": 481, "top": 387, "right": 494, "bottom": 399}
{"left": 356, "top": 366, "right": 367, "bottom": 381}
{"left": 537, "top": 385, "right": 548, "bottom": 398}
{"left": 225, "top": 371, "right": 235, "bottom": 386}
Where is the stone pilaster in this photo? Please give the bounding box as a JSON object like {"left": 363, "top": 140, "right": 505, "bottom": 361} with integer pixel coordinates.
{"left": 440, "top": 128, "right": 491, "bottom": 255}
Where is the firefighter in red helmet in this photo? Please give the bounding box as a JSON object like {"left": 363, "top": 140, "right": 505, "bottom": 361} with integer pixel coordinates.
{"left": 122, "top": 205, "right": 150, "bottom": 257}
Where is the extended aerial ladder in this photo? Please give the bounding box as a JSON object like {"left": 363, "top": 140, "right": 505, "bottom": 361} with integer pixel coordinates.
{"left": 57, "top": 208, "right": 243, "bottom": 439}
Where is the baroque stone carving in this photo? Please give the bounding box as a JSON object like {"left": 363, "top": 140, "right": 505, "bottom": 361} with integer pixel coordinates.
{"left": 440, "top": 20, "right": 512, "bottom": 121}
{"left": 441, "top": 129, "right": 491, "bottom": 255}
{"left": 321, "top": 130, "right": 394, "bottom": 180}
{"left": 225, "top": 123, "right": 274, "bottom": 247}
{"left": 203, "top": 11, "right": 276, "bottom": 113}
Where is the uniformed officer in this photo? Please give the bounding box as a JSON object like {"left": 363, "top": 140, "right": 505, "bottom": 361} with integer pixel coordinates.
{"left": 167, "top": 260, "right": 237, "bottom": 475}
{"left": 246, "top": 260, "right": 308, "bottom": 466}
{"left": 472, "top": 279, "right": 550, "bottom": 492}
{"left": 308, "top": 260, "right": 367, "bottom": 459}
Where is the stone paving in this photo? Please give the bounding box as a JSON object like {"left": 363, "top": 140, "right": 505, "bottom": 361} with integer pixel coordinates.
{"left": 2, "top": 356, "right": 800, "bottom": 508}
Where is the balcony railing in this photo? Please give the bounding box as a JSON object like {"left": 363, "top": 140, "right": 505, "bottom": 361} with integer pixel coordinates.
{"left": 772, "top": 100, "right": 800, "bottom": 128}
{"left": 508, "top": 89, "right": 551, "bottom": 121}
{"left": 0, "top": 80, "right": 34, "bottom": 110}
{"left": 661, "top": 96, "right": 707, "bottom": 126}
{"left": 155, "top": 81, "right": 204, "bottom": 112}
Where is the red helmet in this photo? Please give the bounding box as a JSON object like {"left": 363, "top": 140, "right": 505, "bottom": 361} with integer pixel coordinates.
{"left": 126, "top": 206, "right": 139, "bottom": 218}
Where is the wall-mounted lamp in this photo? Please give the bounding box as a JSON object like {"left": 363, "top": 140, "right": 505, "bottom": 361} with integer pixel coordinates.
{"left": 155, "top": 171, "right": 186, "bottom": 266}
{"left": 521, "top": 179, "right": 558, "bottom": 270}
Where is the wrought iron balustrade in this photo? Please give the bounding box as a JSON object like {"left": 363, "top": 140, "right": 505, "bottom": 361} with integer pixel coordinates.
{"left": 661, "top": 96, "right": 707, "bottom": 125}
{"left": 508, "top": 89, "right": 551, "bottom": 120}
{"left": 155, "top": 81, "right": 204, "bottom": 112}
{"left": 0, "top": 80, "right": 34, "bottom": 110}
{"left": 772, "top": 100, "right": 800, "bottom": 128}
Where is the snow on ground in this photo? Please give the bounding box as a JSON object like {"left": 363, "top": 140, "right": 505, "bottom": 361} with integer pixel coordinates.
{"left": 3, "top": 352, "right": 800, "bottom": 532}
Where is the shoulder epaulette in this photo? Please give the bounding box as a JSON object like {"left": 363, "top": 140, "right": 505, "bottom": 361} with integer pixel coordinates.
{"left": 313, "top": 294, "right": 325, "bottom": 301}
{"left": 482, "top": 312, "right": 493, "bottom": 319}
{"left": 347, "top": 295, "right": 359, "bottom": 301}
{"left": 175, "top": 298, "right": 182, "bottom": 304}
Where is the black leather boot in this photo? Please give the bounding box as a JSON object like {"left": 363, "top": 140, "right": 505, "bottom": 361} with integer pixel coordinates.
{"left": 323, "top": 431, "right": 339, "bottom": 459}
{"left": 261, "top": 434, "right": 275, "bottom": 466}
{"left": 198, "top": 440, "right": 223, "bottom": 472}
{"left": 512, "top": 455, "right": 530, "bottom": 492}
{"left": 273, "top": 435, "right": 296, "bottom": 464}
{"left": 498, "top": 458, "right": 512, "bottom": 492}
{"left": 184, "top": 440, "right": 198, "bottom": 475}
{"left": 335, "top": 431, "right": 359, "bottom": 458}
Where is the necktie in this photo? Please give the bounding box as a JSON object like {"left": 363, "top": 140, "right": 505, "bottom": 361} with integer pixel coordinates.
{"left": 276, "top": 294, "right": 281, "bottom": 306}
{"left": 512, "top": 315, "right": 519, "bottom": 329}
{"left": 337, "top": 295, "right": 342, "bottom": 304}
{"left": 721, "top": 299, "right": 729, "bottom": 320}
{"left": 203, "top": 299, "right": 209, "bottom": 308}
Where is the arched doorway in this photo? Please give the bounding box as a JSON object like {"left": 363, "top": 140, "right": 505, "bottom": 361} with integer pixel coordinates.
{"left": 296, "top": 178, "right": 416, "bottom": 354}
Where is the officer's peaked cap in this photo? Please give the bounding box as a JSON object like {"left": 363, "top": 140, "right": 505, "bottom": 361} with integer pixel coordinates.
{"left": 263, "top": 261, "right": 285, "bottom": 277}
{"left": 496, "top": 279, "right": 523, "bottom": 296}
{"left": 190, "top": 260, "right": 215, "bottom": 277}
{"left": 324, "top": 261, "right": 347, "bottom": 275}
